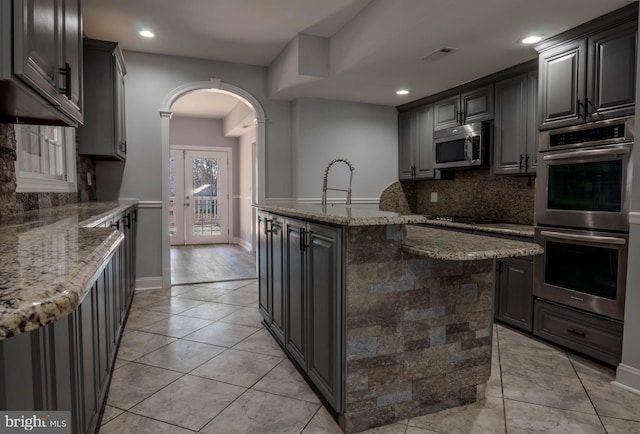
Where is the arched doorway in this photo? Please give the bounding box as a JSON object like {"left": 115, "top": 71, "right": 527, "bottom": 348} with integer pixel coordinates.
{"left": 159, "top": 79, "right": 266, "bottom": 288}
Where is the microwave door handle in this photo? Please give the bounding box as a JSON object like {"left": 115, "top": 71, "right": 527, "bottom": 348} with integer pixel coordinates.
{"left": 542, "top": 145, "right": 631, "bottom": 161}
{"left": 540, "top": 230, "right": 627, "bottom": 245}
{"left": 464, "top": 136, "right": 474, "bottom": 163}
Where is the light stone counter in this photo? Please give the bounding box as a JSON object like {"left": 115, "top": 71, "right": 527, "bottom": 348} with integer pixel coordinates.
{"left": 419, "top": 218, "right": 535, "bottom": 238}
{"left": 0, "top": 201, "right": 137, "bottom": 339}
{"left": 402, "top": 225, "right": 543, "bottom": 260}
{"left": 254, "top": 202, "right": 428, "bottom": 226}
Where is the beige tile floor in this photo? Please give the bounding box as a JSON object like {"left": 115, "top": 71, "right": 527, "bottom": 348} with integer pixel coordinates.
{"left": 98, "top": 280, "right": 640, "bottom": 434}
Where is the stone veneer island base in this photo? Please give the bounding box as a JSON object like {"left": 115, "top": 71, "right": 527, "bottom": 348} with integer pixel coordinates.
{"left": 255, "top": 204, "right": 542, "bottom": 433}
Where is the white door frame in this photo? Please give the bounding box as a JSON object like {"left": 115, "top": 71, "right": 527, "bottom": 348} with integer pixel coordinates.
{"left": 160, "top": 79, "right": 266, "bottom": 289}
{"left": 170, "top": 146, "right": 232, "bottom": 245}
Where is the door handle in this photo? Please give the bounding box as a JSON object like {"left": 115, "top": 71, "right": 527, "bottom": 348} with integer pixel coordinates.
{"left": 542, "top": 145, "right": 631, "bottom": 161}
{"left": 540, "top": 230, "right": 626, "bottom": 245}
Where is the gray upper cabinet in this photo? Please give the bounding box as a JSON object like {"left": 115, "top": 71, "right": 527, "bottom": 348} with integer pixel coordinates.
{"left": 78, "top": 39, "right": 127, "bottom": 160}
{"left": 434, "top": 85, "right": 494, "bottom": 131}
{"left": 0, "top": 0, "right": 83, "bottom": 126}
{"left": 398, "top": 104, "right": 435, "bottom": 180}
{"left": 538, "top": 19, "right": 636, "bottom": 130}
{"left": 493, "top": 71, "right": 538, "bottom": 175}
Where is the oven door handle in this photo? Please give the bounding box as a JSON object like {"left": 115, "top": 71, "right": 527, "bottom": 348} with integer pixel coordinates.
{"left": 542, "top": 145, "right": 631, "bottom": 161}
{"left": 540, "top": 230, "right": 627, "bottom": 245}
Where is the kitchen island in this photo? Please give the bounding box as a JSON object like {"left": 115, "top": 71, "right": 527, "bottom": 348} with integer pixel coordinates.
{"left": 255, "top": 203, "right": 542, "bottom": 433}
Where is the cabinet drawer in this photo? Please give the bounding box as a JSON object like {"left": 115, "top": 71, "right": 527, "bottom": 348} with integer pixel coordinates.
{"left": 533, "top": 299, "right": 622, "bottom": 365}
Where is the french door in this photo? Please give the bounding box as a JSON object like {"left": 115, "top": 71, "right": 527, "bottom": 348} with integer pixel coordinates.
{"left": 170, "top": 149, "right": 229, "bottom": 245}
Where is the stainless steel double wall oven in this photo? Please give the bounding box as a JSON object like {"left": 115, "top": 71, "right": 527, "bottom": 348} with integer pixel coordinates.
{"left": 534, "top": 116, "right": 634, "bottom": 321}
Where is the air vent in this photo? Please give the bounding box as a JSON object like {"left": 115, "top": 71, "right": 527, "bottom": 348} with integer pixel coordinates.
{"left": 422, "top": 46, "right": 458, "bottom": 62}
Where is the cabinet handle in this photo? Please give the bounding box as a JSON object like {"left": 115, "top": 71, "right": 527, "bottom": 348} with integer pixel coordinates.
{"left": 122, "top": 141, "right": 127, "bottom": 155}
{"left": 567, "top": 328, "right": 586, "bottom": 338}
{"left": 124, "top": 214, "right": 131, "bottom": 229}
{"left": 58, "top": 63, "right": 72, "bottom": 99}
{"left": 577, "top": 99, "right": 584, "bottom": 119}
{"left": 132, "top": 210, "right": 137, "bottom": 222}
{"left": 585, "top": 97, "right": 592, "bottom": 118}
{"left": 110, "top": 221, "right": 120, "bottom": 231}
{"left": 460, "top": 111, "right": 466, "bottom": 124}
{"left": 265, "top": 219, "right": 273, "bottom": 234}
{"left": 519, "top": 154, "right": 524, "bottom": 170}
{"left": 299, "top": 228, "right": 309, "bottom": 251}
{"left": 525, "top": 154, "right": 530, "bottom": 172}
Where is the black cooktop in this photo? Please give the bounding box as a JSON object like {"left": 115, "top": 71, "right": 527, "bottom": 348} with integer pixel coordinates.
{"left": 424, "top": 215, "right": 505, "bottom": 225}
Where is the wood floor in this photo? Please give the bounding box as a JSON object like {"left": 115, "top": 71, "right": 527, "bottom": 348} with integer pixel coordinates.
{"left": 171, "top": 244, "right": 256, "bottom": 285}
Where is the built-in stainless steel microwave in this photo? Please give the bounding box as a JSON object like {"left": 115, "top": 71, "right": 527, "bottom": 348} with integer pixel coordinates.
{"left": 433, "top": 123, "right": 487, "bottom": 169}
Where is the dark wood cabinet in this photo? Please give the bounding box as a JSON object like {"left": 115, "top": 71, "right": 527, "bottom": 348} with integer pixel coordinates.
{"left": 306, "top": 223, "right": 343, "bottom": 411}
{"left": 259, "top": 210, "right": 344, "bottom": 413}
{"left": 0, "top": 0, "right": 83, "bottom": 126}
{"left": 434, "top": 85, "right": 494, "bottom": 131}
{"left": 398, "top": 105, "right": 435, "bottom": 180}
{"left": 79, "top": 39, "right": 128, "bottom": 160}
{"left": 284, "top": 218, "right": 308, "bottom": 368}
{"left": 495, "top": 256, "right": 533, "bottom": 332}
{"left": 493, "top": 71, "right": 538, "bottom": 175}
{"left": 257, "top": 211, "right": 285, "bottom": 341}
{"left": 538, "top": 18, "right": 636, "bottom": 129}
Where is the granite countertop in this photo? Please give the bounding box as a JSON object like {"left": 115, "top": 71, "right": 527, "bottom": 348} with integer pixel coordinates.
{"left": 421, "top": 219, "right": 535, "bottom": 238}
{"left": 0, "top": 201, "right": 138, "bottom": 339}
{"left": 402, "top": 225, "right": 543, "bottom": 260}
{"left": 255, "top": 202, "right": 428, "bottom": 226}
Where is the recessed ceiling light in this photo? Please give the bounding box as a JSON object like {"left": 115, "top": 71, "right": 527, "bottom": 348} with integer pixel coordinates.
{"left": 139, "top": 30, "right": 155, "bottom": 38}
{"left": 396, "top": 89, "right": 410, "bottom": 95}
{"left": 521, "top": 35, "right": 544, "bottom": 45}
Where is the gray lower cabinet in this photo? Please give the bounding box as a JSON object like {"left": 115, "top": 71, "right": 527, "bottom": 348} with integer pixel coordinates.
{"left": 533, "top": 299, "right": 623, "bottom": 366}
{"left": 257, "top": 211, "right": 285, "bottom": 341}
{"left": 493, "top": 71, "right": 538, "bottom": 175}
{"left": 398, "top": 105, "right": 435, "bottom": 180}
{"left": 495, "top": 256, "right": 533, "bottom": 332}
{"left": 259, "top": 211, "right": 344, "bottom": 413}
{"left": 0, "top": 206, "right": 138, "bottom": 434}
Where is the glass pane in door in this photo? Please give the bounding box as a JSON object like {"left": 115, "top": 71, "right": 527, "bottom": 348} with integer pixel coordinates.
{"left": 169, "top": 155, "right": 177, "bottom": 237}
{"left": 191, "top": 156, "right": 220, "bottom": 237}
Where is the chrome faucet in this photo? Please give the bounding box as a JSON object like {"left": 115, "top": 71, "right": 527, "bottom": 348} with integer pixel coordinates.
{"left": 322, "top": 158, "right": 355, "bottom": 207}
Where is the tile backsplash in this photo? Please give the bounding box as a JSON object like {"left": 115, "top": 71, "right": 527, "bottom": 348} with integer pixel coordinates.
{"left": 380, "top": 169, "right": 535, "bottom": 225}
{"left": 0, "top": 123, "right": 96, "bottom": 218}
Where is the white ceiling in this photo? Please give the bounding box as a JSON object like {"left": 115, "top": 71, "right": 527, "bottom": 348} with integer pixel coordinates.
{"left": 82, "top": 0, "right": 636, "bottom": 118}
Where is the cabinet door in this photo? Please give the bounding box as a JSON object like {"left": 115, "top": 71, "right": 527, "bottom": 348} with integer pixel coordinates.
{"left": 493, "top": 74, "right": 527, "bottom": 175}
{"left": 257, "top": 212, "right": 271, "bottom": 322}
{"left": 496, "top": 257, "right": 533, "bottom": 332}
{"left": 307, "top": 223, "right": 343, "bottom": 412}
{"left": 115, "top": 55, "right": 127, "bottom": 158}
{"left": 12, "top": 0, "right": 61, "bottom": 106}
{"left": 461, "top": 84, "right": 494, "bottom": 124}
{"left": 525, "top": 71, "right": 538, "bottom": 174}
{"left": 398, "top": 112, "right": 415, "bottom": 180}
{"left": 587, "top": 21, "right": 637, "bottom": 121}
{"left": 78, "top": 292, "right": 98, "bottom": 434}
{"left": 415, "top": 104, "right": 435, "bottom": 179}
{"left": 538, "top": 39, "right": 587, "bottom": 130}
{"left": 57, "top": 0, "right": 82, "bottom": 119}
{"left": 434, "top": 94, "right": 460, "bottom": 131}
{"left": 270, "top": 217, "right": 285, "bottom": 341}
{"left": 284, "top": 218, "right": 308, "bottom": 368}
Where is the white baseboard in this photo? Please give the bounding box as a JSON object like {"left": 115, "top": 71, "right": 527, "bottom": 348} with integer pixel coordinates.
{"left": 233, "top": 237, "right": 252, "bottom": 252}
{"left": 135, "top": 276, "right": 163, "bottom": 290}
{"left": 614, "top": 363, "right": 640, "bottom": 395}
